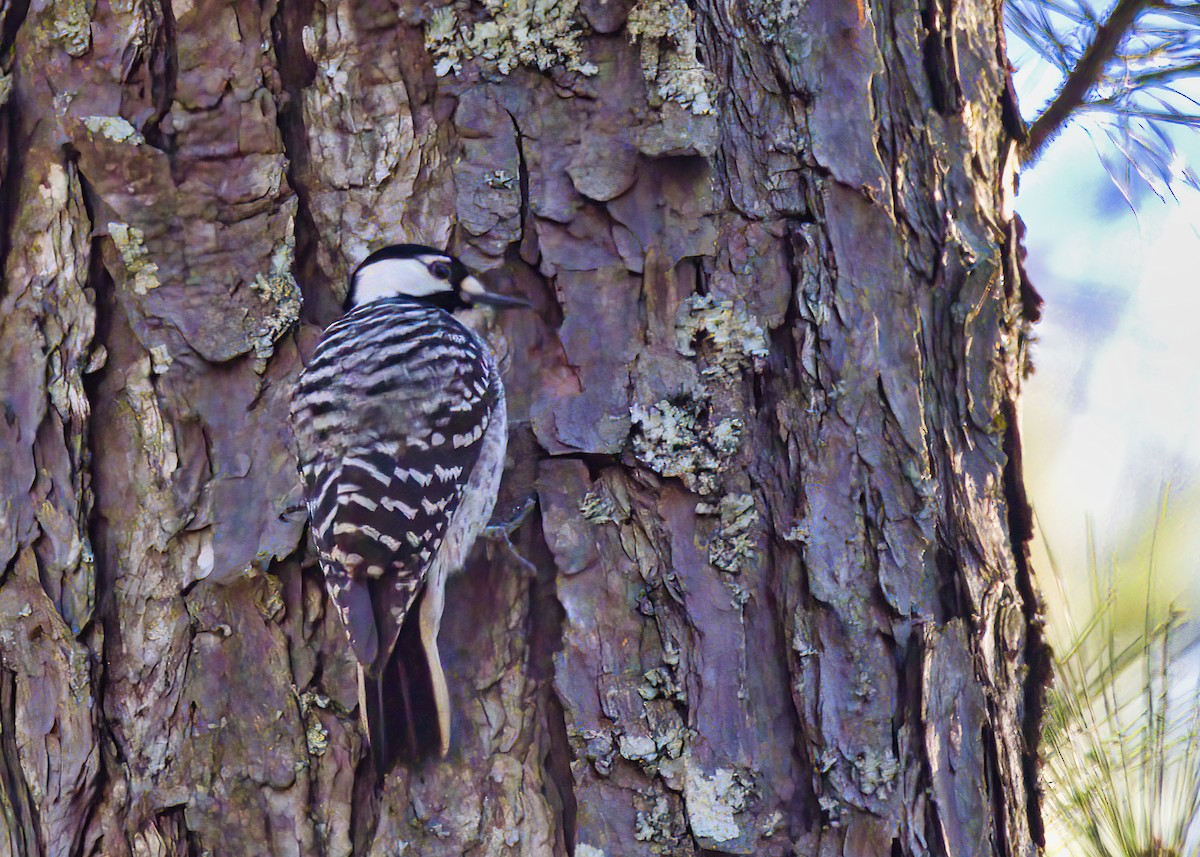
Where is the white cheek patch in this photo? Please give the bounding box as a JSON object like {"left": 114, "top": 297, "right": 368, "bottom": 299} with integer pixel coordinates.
{"left": 352, "top": 257, "right": 450, "bottom": 307}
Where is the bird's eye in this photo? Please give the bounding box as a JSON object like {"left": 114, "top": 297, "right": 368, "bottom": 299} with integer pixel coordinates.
{"left": 429, "top": 262, "right": 451, "bottom": 281}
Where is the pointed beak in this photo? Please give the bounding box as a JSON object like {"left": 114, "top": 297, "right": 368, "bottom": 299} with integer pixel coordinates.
{"left": 460, "top": 275, "right": 531, "bottom": 309}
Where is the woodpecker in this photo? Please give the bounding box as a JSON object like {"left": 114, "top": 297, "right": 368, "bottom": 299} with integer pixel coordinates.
{"left": 289, "top": 244, "right": 527, "bottom": 773}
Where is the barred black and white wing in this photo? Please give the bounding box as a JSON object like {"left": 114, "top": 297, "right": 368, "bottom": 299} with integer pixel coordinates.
{"left": 289, "top": 298, "right": 504, "bottom": 766}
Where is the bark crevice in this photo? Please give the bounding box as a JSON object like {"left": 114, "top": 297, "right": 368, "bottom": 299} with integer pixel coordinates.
{"left": 921, "top": 0, "right": 959, "bottom": 115}
{"left": 0, "top": 667, "right": 40, "bottom": 856}
{"left": 505, "top": 108, "right": 532, "bottom": 253}
{"left": 269, "top": 0, "right": 326, "bottom": 325}
{"left": 522, "top": 508, "right": 578, "bottom": 854}
{"left": 141, "top": 0, "right": 177, "bottom": 156}
{"left": 0, "top": 0, "right": 29, "bottom": 289}
{"left": 79, "top": 209, "right": 119, "bottom": 854}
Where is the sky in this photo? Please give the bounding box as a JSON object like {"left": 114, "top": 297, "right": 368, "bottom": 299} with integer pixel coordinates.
{"left": 1012, "top": 43, "right": 1200, "bottom": 622}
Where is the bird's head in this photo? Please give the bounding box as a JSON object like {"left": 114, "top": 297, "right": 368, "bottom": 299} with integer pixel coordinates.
{"left": 346, "top": 244, "right": 528, "bottom": 313}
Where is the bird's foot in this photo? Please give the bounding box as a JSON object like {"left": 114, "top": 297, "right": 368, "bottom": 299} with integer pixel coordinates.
{"left": 279, "top": 500, "right": 307, "bottom": 522}
{"left": 484, "top": 495, "right": 537, "bottom": 576}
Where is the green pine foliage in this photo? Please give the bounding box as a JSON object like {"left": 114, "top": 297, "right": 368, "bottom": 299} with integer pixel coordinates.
{"left": 1041, "top": 515, "right": 1200, "bottom": 856}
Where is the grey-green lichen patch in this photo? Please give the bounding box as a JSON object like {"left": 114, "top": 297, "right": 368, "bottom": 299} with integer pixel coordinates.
{"left": 676, "top": 294, "right": 769, "bottom": 379}
{"left": 760, "top": 809, "right": 784, "bottom": 837}
{"left": 579, "top": 491, "right": 628, "bottom": 525}
{"left": 745, "top": 0, "right": 807, "bottom": 45}
{"left": 853, "top": 748, "right": 898, "bottom": 799}
{"left": 640, "top": 664, "right": 686, "bottom": 702}
{"left": 108, "top": 222, "right": 161, "bottom": 294}
{"left": 485, "top": 169, "right": 516, "bottom": 189}
{"left": 578, "top": 727, "right": 617, "bottom": 775}
{"left": 627, "top": 0, "right": 715, "bottom": 115}
{"left": 630, "top": 398, "right": 742, "bottom": 495}
{"left": 297, "top": 692, "right": 331, "bottom": 758}
{"left": 618, "top": 702, "right": 689, "bottom": 771}
{"left": 46, "top": 0, "right": 94, "bottom": 57}
{"left": 818, "top": 792, "right": 844, "bottom": 825}
{"left": 618, "top": 733, "right": 659, "bottom": 764}
{"left": 576, "top": 846, "right": 607, "bottom": 857}
{"left": 426, "top": 0, "right": 599, "bottom": 78}
{"left": 82, "top": 115, "right": 145, "bottom": 145}
{"left": 148, "top": 344, "right": 172, "bottom": 374}
{"left": 0, "top": 74, "right": 12, "bottom": 108}
{"left": 635, "top": 795, "right": 689, "bottom": 845}
{"left": 781, "top": 521, "right": 808, "bottom": 543}
{"left": 247, "top": 230, "right": 302, "bottom": 360}
{"left": 682, "top": 761, "right": 753, "bottom": 843}
{"left": 634, "top": 795, "right": 669, "bottom": 842}
{"left": 255, "top": 572, "right": 286, "bottom": 623}
{"left": 65, "top": 644, "right": 91, "bottom": 706}
{"left": 724, "top": 578, "right": 751, "bottom": 611}
{"left": 699, "top": 493, "right": 760, "bottom": 574}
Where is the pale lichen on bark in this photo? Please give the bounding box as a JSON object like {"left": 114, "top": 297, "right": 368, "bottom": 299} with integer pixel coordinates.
{"left": 43, "top": 0, "right": 93, "bottom": 57}
{"left": 106, "top": 223, "right": 160, "bottom": 294}
{"left": 247, "top": 225, "right": 302, "bottom": 360}
{"left": 81, "top": 115, "right": 145, "bottom": 144}
{"left": 680, "top": 762, "right": 751, "bottom": 844}
{"left": 426, "top": 0, "right": 599, "bottom": 78}
{"left": 627, "top": 0, "right": 716, "bottom": 115}
{"left": 700, "top": 493, "right": 760, "bottom": 575}
{"left": 630, "top": 399, "right": 743, "bottom": 494}
{"left": 674, "top": 294, "right": 769, "bottom": 376}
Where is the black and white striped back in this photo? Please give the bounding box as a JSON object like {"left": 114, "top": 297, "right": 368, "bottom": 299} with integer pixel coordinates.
{"left": 289, "top": 297, "right": 501, "bottom": 672}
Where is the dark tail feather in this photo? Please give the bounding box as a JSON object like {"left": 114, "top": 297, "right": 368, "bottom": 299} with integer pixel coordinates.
{"left": 361, "top": 591, "right": 448, "bottom": 777}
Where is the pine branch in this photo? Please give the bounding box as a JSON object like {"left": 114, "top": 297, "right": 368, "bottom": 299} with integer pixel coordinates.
{"left": 1023, "top": 0, "right": 1155, "bottom": 165}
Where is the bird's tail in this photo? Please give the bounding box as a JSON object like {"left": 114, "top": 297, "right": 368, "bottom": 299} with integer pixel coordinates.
{"left": 357, "top": 589, "right": 451, "bottom": 777}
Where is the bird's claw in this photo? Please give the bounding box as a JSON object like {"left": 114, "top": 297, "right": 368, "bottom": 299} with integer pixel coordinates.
{"left": 279, "top": 501, "right": 307, "bottom": 522}
{"left": 484, "top": 495, "right": 538, "bottom": 576}
{"left": 483, "top": 494, "right": 536, "bottom": 540}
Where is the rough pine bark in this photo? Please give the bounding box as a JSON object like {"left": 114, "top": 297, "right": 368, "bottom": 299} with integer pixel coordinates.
{"left": 0, "top": 0, "right": 1047, "bottom": 855}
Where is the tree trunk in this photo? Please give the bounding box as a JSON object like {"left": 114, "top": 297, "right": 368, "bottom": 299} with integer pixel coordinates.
{"left": 0, "top": 0, "right": 1047, "bottom": 855}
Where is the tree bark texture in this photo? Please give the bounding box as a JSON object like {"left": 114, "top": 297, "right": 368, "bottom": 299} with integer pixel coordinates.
{"left": 0, "top": 1, "right": 1047, "bottom": 855}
